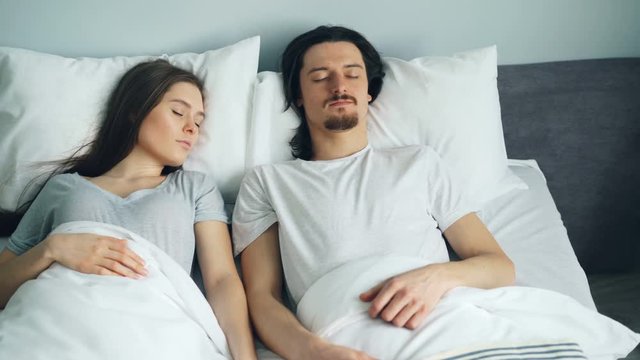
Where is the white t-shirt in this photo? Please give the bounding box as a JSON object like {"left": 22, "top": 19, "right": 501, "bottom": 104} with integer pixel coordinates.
{"left": 232, "top": 145, "right": 475, "bottom": 303}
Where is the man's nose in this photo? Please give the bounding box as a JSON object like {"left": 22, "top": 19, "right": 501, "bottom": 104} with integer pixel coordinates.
{"left": 330, "top": 75, "right": 348, "bottom": 94}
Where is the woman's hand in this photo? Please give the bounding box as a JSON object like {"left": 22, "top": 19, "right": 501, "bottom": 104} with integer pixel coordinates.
{"left": 45, "top": 233, "right": 148, "bottom": 278}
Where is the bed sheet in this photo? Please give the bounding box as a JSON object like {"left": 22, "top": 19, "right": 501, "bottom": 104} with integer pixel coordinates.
{"left": 479, "top": 160, "right": 595, "bottom": 309}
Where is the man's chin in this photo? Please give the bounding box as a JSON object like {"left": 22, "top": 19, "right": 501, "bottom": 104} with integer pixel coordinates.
{"left": 324, "top": 114, "right": 359, "bottom": 131}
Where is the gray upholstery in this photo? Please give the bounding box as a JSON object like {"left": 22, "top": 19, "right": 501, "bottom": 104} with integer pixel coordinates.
{"left": 589, "top": 273, "right": 640, "bottom": 358}
{"left": 497, "top": 58, "right": 640, "bottom": 274}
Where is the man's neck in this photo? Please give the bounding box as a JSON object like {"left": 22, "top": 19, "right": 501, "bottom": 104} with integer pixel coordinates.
{"left": 310, "top": 129, "right": 368, "bottom": 161}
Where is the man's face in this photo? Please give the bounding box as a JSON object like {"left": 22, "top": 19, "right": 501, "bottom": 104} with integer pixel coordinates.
{"left": 297, "top": 41, "right": 372, "bottom": 133}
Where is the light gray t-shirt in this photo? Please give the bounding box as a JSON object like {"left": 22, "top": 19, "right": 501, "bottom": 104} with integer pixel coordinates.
{"left": 8, "top": 170, "right": 227, "bottom": 272}
{"left": 232, "top": 145, "right": 475, "bottom": 303}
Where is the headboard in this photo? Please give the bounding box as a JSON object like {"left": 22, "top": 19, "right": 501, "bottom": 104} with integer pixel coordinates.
{"left": 498, "top": 58, "right": 640, "bottom": 273}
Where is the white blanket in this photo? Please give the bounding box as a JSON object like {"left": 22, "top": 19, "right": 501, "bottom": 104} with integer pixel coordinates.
{"left": 0, "top": 221, "right": 231, "bottom": 360}
{"left": 297, "top": 255, "right": 640, "bottom": 360}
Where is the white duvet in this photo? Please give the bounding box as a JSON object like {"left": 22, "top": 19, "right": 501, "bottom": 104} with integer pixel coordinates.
{"left": 296, "top": 255, "right": 640, "bottom": 360}
{"left": 0, "top": 221, "right": 231, "bottom": 360}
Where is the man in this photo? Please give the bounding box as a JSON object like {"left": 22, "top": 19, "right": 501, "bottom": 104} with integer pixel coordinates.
{"left": 232, "top": 26, "right": 515, "bottom": 359}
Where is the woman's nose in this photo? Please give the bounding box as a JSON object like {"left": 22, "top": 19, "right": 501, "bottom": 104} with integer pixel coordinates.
{"left": 184, "top": 119, "right": 197, "bottom": 134}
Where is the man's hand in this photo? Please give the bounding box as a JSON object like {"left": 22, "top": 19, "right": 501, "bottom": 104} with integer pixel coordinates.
{"left": 309, "top": 338, "right": 376, "bottom": 360}
{"left": 359, "top": 264, "right": 451, "bottom": 330}
{"left": 46, "top": 233, "right": 148, "bottom": 278}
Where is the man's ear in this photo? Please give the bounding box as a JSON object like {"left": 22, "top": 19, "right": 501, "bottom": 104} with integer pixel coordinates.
{"left": 296, "top": 98, "right": 303, "bottom": 107}
{"left": 367, "top": 94, "right": 372, "bottom": 103}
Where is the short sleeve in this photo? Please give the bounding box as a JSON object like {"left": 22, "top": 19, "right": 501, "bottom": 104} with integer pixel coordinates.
{"left": 7, "top": 177, "right": 63, "bottom": 255}
{"left": 423, "top": 146, "right": 478, "bottom": 232}
{"left": 194, "top": 173, "right": 228, "bottom": 224}
{"left": 231, "top": 167, "right": 278, "bottom": 256}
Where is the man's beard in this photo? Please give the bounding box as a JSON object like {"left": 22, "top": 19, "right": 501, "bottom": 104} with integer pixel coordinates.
{"left": 324, "top": 113, "right": 358, "bottom": 131}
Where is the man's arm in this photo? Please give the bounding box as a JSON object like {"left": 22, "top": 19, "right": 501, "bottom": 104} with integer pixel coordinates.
{"left": 241, "top": 223, "right": 374, "bottom": 360}
{"left": 360, "top": 213, "right": 514, "bottom": 329}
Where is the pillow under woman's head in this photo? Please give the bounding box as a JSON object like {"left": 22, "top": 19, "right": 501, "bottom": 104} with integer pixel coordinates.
{"left": 0, "top": 37, "right": 260, "bottom": 210}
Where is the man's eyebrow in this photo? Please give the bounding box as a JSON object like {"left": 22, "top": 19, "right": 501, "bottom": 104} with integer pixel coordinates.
{"left": 307, "top": 67, "right": 329, "bottom": 75}
{"left": 306, "top": 63, "right": 364, "bottom": 75}
{"left": 170, "top": 99, "right": 205, "bottom": 117}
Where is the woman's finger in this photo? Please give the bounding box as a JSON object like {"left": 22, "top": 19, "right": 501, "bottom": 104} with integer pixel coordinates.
{"left": 99, "top": 258, "right": 140, "bottom": 279}
{"left": 105, "top": 250, "right": 148, "bottom": 277}
{"left": 94, "top": 266, "right": 120, "bottom": 277}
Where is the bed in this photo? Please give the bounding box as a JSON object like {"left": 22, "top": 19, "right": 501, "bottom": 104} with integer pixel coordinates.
{"left": 0, "top": 40, "right": 638, "bottom": 359}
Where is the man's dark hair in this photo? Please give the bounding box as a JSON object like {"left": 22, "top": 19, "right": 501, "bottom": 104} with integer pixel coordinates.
{"left": 281, "top": 26, "right": 385, "bottom": 160}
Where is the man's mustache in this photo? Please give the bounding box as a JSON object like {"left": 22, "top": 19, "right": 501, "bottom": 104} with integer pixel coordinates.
{"left": 325, "top": 94, "right": 357, "bottom": 107}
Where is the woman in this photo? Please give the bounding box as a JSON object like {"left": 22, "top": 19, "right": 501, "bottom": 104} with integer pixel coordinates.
{"left": 0, "top": 59, "right": 257, "bottom": 359}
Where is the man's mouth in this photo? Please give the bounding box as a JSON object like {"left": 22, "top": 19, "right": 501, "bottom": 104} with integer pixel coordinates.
{"left": 326, "top": 94, "right": 357, "bottom": 108}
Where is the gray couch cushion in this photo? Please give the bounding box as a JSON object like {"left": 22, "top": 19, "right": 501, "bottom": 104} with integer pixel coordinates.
{"left": 589, "top": 273, "right": 640, "bottom": 358}
{"left": 498, "top": 58, "right": 640, "bottom": 273}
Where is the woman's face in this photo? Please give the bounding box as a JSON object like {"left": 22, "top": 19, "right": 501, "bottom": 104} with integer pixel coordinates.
{"left": 136, "top": 82, "right": 205, "bottom": 167}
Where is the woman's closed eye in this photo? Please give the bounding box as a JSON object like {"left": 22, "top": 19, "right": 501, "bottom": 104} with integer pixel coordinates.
{"left": 172, "top": 109, "right": 183, "bottom": 116}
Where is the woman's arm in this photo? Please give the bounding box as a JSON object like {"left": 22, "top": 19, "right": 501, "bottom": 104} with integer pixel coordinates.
{"left": 194, "top": 220, "right": 257, "bottom": 360}
{"left": 0, "top": 233, "right": 147, "bottom": 308}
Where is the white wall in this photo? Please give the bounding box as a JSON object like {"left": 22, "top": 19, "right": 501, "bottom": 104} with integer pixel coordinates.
{"left": 0, "top": 0, "right": 638, "bottom": 69}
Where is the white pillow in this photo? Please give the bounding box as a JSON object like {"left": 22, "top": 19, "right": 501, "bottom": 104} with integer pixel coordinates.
{"left": 0, "top": 36, "right": 260, "bottom": 210}
{"left": 248, "top": 46, "right": 526, "bottom": 207}
{"left": 369, "top": 45, "right": 526, "bottom": 206}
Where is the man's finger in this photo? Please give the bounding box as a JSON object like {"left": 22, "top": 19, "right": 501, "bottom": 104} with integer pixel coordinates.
{"left": 405, "top": 307, "right": 430, "bottom": 330}
{"left": 367, "top": 281, "right": 401, "bottom": 318}
{"left": 359, "top": 282, "right": 383, "bottom": 302}
{"left": 379, "top": 294, "right": 411, "bottom": 322}
{"left": 391, "top": 301, "right": 421, "bottom": 327}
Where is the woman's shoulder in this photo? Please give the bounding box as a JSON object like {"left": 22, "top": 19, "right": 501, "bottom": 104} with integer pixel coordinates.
{"left": 41, "top": 172, "right": 81, "bottom": 189}
{"left": 169, "top": 169, "right": 221, "bottom": 193}
{"left": 170, "top": 169, "right": 212, "bottom": 183}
